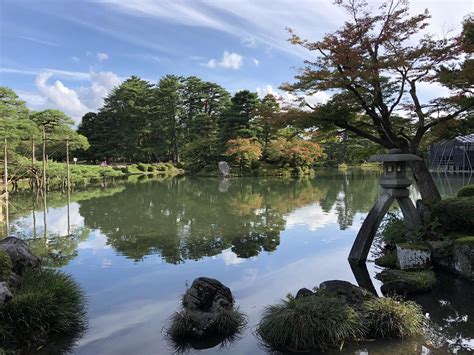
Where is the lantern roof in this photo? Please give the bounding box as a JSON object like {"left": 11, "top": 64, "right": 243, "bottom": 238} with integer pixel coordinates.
{"left": 369, "top": 149, "right": 422, "bottom": 162}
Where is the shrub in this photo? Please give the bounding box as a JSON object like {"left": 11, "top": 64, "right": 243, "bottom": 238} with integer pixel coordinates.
{"left": 362, "top": 297, "right": 424, "bottom": 339}
{"left": 136, "top": 163, "right": 147, "bottom": 172}
{"left": 256, "top": 291, "right": 366, "bottom": 352}
{"left": 431, "top": 197, "right": 474, "bottom": 233}
{"left": 375, "top": 250, "right": 397, "bottom": 269}
{"left": 380, "top": 213, "right": 408, "bottom": 247}
{"left": 0, "top": 251, "right": 13, "bottom": 282}
{"left": 457, "top": 184, "right": 474, "bottom": 197}
{"left": 147, "top": 165, "right": 155, "bottom": 172}
{"left": 156, "top": 165, "right": 167, "bottom": 172}
{"left": 121, "top": 166, "right": 130, "bottom": 174}
{"left": 0, "top": 268, "right": 87, "bottom": 351}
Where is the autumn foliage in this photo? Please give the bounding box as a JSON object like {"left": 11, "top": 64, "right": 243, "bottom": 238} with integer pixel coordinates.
{"left": 225, "top": 138, "right": 263, "bottom": 169}
{"left": 267, "top": 138, "right": 323, "bottom": 167}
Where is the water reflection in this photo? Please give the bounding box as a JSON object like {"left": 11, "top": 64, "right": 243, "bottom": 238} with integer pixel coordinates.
{"left": 3, "top": 171, "right": 472, "bottom": 354}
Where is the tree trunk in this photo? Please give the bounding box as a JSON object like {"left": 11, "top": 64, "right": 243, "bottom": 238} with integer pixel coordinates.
{"left": 410, "top": 159, "right": 441, "bottom": 203}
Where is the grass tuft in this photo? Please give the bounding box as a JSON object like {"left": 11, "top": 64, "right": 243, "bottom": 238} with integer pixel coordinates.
{"left": 256, "top": 291, "right": 366, "bottom": 352}
{"left": 362, "top": 297, "right": 424, "bottom": 339}
{"left": 0, "top": 268, "right": 87, "bottom": 352}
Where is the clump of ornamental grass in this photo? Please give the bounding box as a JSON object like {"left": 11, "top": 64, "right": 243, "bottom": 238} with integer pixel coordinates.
{"left": 166, "top": 308, "right": 246, "bottom": 352}
{"left": 256, "top": 290, "right": 366, "bottom": 352}
{"left": 0, "top": 268, "right": 87, "bottom": 352}
{"left": 0, "top": 251, "right": 13, "bottom": 282}
{"left": 362, "top": 297, "right": 424, "bottom": 339}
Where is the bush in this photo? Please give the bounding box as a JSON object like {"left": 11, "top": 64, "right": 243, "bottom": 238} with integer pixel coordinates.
{"left": 362, "top": 297, "right": 424, "bottom": 339}
{"left": 136, "top": 163, "right": 148, "bottom": 172}
{"left": 0, "top": 268, "right": 87, "bottom": 351}
{"left": 375, "top": 251, "right": 398, "bottom": 269}
{"left": 457, "top": 184, "right": 474, "bottom": 197}
{"left": 121, "top": 166, "right": 130, "bottom": 174}
{"left": 380, "top": 213, "right": 408, "bottom": 246}
{"left": 147, "top": 165, "right": 155, "bottom": 172}
{"left": 156, "top": 165, "right": 167, "bottom": 172}
{"left": 432, "top": 196, "right": 474, "bottom": 233}
{"left": 256, "top": 291, "right": 366, "bottom": 352}
{"left": 0, "top": 251, "right": 13, "bottom": 282}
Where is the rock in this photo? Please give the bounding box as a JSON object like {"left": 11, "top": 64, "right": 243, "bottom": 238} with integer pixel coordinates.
{"left": 0, "top": 282, "right": 13, "bottom": 306}
{"left": 8, "top": 273, "right": 21, "bottom": 289}
{"left": 0, "top": 237, "right": 40, "bottom": 275}
{"left": 319, "top": 280, "right": 375, "bottom": 307}
{"left": 453, "top": 238, "right": 474, "bottom": 281}
{"left": 396, "top": 243, "right": 431, "bottom": 270}
{"left": 182, "top": 277, "right": 233, "bottom": 312}
{"left": 170, "top": 277, "right": 242, "bottom": 340}
{"left": 295, "top": 288, "right": 314, "bottom": 299}
{"left": 376, "top": 269, "right": 437, "bottom": 296}
{"left": 427, "top": 240, "right": 452, "bottom": 270}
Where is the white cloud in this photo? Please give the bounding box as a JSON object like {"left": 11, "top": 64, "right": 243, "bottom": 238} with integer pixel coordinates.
{"left": 207, "top": 51, "right": 243, "bottom": 70}
{"left": 36, "top": 72, "right": 90, "bottom": 120}
{"left": 252, "top": 58, "right": 259, "bottom": 66}
{"left": 71, "top": 56, "right": 80, "bottom": 63}
{"left": 31, "top": 70, "right": 122, "bottom": 123}
{"left": 97, "top": 52, "right": 109, "bottom": 62}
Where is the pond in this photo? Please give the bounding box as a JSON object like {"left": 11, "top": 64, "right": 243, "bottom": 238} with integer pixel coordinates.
{"left": 4, "top": 170, "right": 474, "bottom": 354}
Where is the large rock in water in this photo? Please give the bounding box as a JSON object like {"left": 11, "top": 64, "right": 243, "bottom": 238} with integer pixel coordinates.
{"left": 0, "top": 282, "right": 13, "bottom": 306}
{"left": 396, "top": 243, "right": 431, "bottom": 270}
{"left": 453, "top": 238, "right": 474, "bottom": 281}
{"left": 183, "top": 277, "right": 233, "bottom": 312}
{"left": 0, "top": 237, "right": 40, "bottom": 275}
{"left": 178, "top": 277, "right": 235, "bottom": 338}
{"left": 319, "top": 280, "right": 375, "bottom": 307}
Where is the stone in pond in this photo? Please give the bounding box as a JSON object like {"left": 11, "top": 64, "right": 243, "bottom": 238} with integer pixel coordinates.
{"left": 0, "top": 237, "right": 40, "bottom": 275}
{"left": 396, "top": 243, "right": 431, "bottom": 270}
{"left": 319, "top": 280, "right": 375, "bottom": 307}
{"left": 453, "top": 237, "right": 474, "bottom": 281}
{"left": 182, "top": 277, "right": 233, "bottom": 312}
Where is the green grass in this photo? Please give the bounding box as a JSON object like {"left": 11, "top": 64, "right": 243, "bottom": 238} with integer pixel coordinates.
{"left": 256, "top": 291, "right": 366, "bottom": 352}
{"left": 362, "top": 297, "right": 424, "bottom": 339}
{"left": 0, "top": 268, "right": 87, "bottom": 352}
{"left": 0, "top": 252, "right": 12, "bottom": 282}
{"left": 166, "top": 308, "right": 246, "bottom": 351}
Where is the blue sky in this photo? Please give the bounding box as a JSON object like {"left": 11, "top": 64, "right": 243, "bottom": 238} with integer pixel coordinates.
{"left": 1, "top": 0, "right": 471, "bottom": 123}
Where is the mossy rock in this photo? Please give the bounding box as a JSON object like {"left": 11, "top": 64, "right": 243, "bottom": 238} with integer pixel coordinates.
{"left": 457, "top": 184, "right": 474, "bottom": 197}
{"left": 376, "top": 269, "right": 437, "bottom": 295}
{"left": 0, "top": 251, "right": 13, "bottom": 282}
{"left": 396, "top": 243, "right": 430, "bottom": 251}
{"left": 454, "top": 236, "right": 474, "bottom": 246}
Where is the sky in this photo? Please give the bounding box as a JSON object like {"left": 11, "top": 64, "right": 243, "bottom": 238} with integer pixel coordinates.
{"left": 1, "top": 0, "right": 472, "bottom": 124}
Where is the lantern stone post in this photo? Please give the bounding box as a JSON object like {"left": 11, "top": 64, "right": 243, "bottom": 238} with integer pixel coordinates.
{"left": 348, "top": 149, "right": 422, "bottom": 264}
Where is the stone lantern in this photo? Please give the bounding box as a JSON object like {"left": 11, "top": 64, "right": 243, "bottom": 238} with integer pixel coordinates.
{"left": 348, "top": 149, "right": 422, "bottom": 264}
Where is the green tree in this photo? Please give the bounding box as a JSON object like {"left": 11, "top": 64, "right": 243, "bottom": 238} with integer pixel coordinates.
{"left": 256, "top": 94, "right": 281, "bottom": 153}
{"left": 283, "top": 0, "right": 473, "bottom": 201}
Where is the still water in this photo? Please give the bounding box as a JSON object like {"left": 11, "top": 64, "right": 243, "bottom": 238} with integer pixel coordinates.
{"left": 4, "top": 171, "right": 474, "bottom": 354}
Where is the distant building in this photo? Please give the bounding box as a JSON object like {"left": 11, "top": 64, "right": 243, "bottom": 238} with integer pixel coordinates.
{"left": 429, "top": 133, "right": 474, "bottom": 172}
